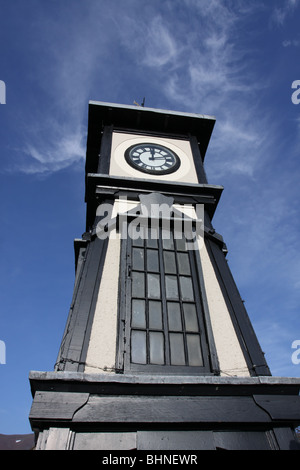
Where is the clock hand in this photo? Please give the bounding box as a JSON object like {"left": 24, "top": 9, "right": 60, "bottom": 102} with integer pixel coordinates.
{"left": 149, "top": 147, "right": 166, "bottom": 160}
{"left": 149, "top": 147, "right": 155, "bottom": 160}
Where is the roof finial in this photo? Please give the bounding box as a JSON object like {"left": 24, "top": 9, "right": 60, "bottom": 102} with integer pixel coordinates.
{"left": 133, "top": 97, "right": 145, "bottom": 107}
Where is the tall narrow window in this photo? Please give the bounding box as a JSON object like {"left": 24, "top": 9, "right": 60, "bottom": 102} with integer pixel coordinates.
{"left": 119, "top": 226, "right": 212, "bottom": 374}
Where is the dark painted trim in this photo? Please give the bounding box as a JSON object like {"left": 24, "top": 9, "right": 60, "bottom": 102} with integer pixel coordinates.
{"left": 88, "top": 173, "right": 223, "bottom": 206}
{"left": 205, "top": 238, "right": 271, "bottom": 376}
{"left": 85, "top": 124, "right": 113, "bottom": 231}
{"left": 97, "top": 125, "right": 113, "bottom": 174}
{"left": 112, "top": 126, "right": 190, "bottom": 141}
{"left": 85, "top": 173, "right": 223, "bottom": 230}
{"left": 31, "top": 394, "right": 271, "bottom": 424}
{"left": 29, "top": 373, "right": 300, "bottom": 439}
{"left": 55, "top": 236, "right": 108, "bottom": 372}
{"left": 30, "top": 391, "right": 300, "bottom": 426}
{"left": 189, "top": 134, "right": 208, "bottom": 184}
{"left": 253, "top": 395, "right": 300, "bottom": 420}
{"left": 273, "top": 427, "right": 300, "bottom": 450}
{"left": 74, "top": 239, "right": 88, "bottom": 273}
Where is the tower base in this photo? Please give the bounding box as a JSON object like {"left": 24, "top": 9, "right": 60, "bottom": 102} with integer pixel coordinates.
{"left": 29, "top": 371, "right": 300, "bottom": 450}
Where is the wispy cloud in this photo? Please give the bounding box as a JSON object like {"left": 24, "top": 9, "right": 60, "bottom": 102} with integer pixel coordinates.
{"left": 129, "top": 2, "right": 271, "bottom": 179}
{"left": 11, "top": 0, "right": 299, "bottom": 184}
{"left": 21, "top": 130, "right": 85, "bottom": 175}
{"left": 271, "top": 0, "right": 300, "bottom": 25}
{"left": 142, "top": 16, "right": 179, "bottom": 68}
{"left": 12, "top": 3, "right": 112, "bottom": 175}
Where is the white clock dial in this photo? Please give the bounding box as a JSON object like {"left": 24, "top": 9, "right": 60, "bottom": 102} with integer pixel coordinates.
{"left": 125, "top": 143, "right": 181, "bottom": 175}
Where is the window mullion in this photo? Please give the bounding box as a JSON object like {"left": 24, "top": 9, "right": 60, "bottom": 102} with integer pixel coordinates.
{"left": 188, "top": 248, "right": 209, "bottom": 369}
{"left": 124, "top": 234, "right": 133, "bottom": 370}
{"left": 144, "top": 236, "right": 150, "bottom": 365}
{"left": 174, "top": 237, "right": 188, "bottom": 367}
{"left": 158, "top": 226, "right": 170, "bottom": 366}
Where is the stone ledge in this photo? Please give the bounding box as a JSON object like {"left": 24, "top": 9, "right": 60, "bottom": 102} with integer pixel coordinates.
{"left": 29, "top": 370, "right": 300, "bottom": 387}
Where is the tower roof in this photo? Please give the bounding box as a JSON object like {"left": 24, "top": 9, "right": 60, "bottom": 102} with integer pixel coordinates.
{"left": 86, "top": 101, "right": 216, "bottom": 175}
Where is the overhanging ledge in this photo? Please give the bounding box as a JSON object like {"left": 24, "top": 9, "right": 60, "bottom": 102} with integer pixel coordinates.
{"left": 29, "top": 371, "right": 300, "bottom": 431}
{"left": 85, "top": 173, "right": 223, "bottom": 229}
{"left": 29, "top": 370, "right": 300, "bottom": 397}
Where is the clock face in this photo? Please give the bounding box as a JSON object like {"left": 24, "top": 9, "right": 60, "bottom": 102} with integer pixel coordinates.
{"left": 124, "top": 143, "right": 181, "bottom": 175}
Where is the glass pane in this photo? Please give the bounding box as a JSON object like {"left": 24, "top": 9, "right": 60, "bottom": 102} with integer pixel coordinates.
{"left": 163, "top": 251, "right": 176, "bottom": 274}
{"left": 165, "top": 275, "right": 179, "bottom": 299}
{"left": 132, "top": 272, "right": 145, "bottom": 298}
{"left": 169, "top": 333, "right": 185, "bottom": 365}
{"left": 179, "top": 276, "right": 194, "bottom": 301}
{"left": 175, "top": 235, "right": 186, "bottom": 251}
{"left": 131, "top": 299, "right": 146, "bottom": 328}
{"left": 167, "top": 302, "right": 182, "bottom": 331}
{"left": 146, "top": 228, "right": 158, "bottom": 248}
{"left": 132, "top": 236, "right": 144, "bottom": 247}
{"left": 147, "top": 249, "right": 159, "bottom": 272}
{"left": 177, "top": 252, "right": 190, "bottom": 275}
{"left": 149, "top": 332, "right": 165, "bottom": 364}
{"left": 186, "top": 334, "right": 203, "bottom": 366}
{"left": 131, "top": 330, "right": 147, "bottom": 364}
{"left": 147, "top": 273, "right": 161, "bottom": 299}
{"left": 132, "top": 247, "right": 144, "bottom": 271}
{"left": 183, "top": 303, "right": 199, "bottom": 332}
{"left": 148, "top": 301, "right": 162, "bottom": 329}
{"left": 162, "top": 229, "right": 174, "bottom": 250}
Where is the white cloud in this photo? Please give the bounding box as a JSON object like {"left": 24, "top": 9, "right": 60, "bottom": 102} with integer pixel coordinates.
{"left": 142, "top": 16, "right": 179, "bottom": 68}
{"left": 271, "top": 0, "right": 300, "bottom": 25}
{"left": 12, "top": 0, "right": 299, "bottom": 183}
{"left": 23, "top": 131, "right": 85, "bottom": 175}
{"left": 147, "top": 8, "right": 271, "bottom": 180}
{"left": 13, "top": 3, "right": 114, "bottom": 175}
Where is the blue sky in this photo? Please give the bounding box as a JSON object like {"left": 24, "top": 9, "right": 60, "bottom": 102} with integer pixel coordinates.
{"left": 0, "top": 0, "right": 299, "bottom": 434}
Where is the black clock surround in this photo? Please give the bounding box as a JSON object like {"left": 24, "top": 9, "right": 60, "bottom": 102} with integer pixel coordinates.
{"left": 124, "top": 142, "right": 181, "bottom": 175}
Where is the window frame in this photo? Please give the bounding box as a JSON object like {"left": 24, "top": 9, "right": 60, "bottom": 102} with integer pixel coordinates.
{"left": 116, "top": 213, "right": 219, "bottom": 375}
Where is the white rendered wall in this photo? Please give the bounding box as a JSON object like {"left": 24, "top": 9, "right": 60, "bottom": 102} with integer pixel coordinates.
{"left": 84, "top": 199, "right": 139, "bottom": 373}
{"left": 84, "top": 229, "right": 121, "bottom": 373}
{"left": 199, "top": 239, "right": 250, "bottom": 377}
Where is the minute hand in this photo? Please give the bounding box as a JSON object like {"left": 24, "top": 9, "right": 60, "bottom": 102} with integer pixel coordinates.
{"left": 149, "top": 148, "right": 165, "bottom": 160}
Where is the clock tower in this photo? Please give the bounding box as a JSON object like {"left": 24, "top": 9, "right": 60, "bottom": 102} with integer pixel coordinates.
{"left": 29, "top": 101, "right": 300, "bottom": 450}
